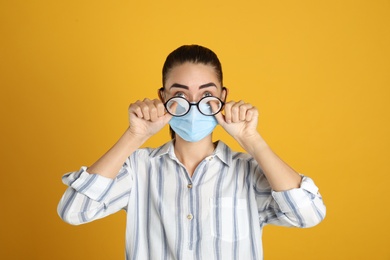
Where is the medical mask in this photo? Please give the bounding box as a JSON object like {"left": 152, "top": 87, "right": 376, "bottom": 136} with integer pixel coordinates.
{"left": 169, "top": 105, "right": 218, "bottom": 142}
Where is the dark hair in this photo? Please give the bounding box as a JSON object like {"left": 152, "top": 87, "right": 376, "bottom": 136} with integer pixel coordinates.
{"left": 162, "top": 45, "right": 223, "bottom": 88}
{"left": 161, "top": 45, "right": 224, "bottom": 140}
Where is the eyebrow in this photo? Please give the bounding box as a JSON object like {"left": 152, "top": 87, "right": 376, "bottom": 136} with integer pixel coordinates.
{"left": 169, "top": 82, "right": 217, "bottom": 90}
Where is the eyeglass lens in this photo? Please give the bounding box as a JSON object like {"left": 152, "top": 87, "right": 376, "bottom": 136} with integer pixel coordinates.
{"left": 166, "top": 97, "right": 222, "bottom": 116}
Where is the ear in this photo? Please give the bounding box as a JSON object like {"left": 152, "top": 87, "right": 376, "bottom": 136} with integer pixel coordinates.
{"left": 221, "top": 87, "right": 229, "bottom": 102}
{"left": 158, "top": 87, "right": 165, "bottom": 102}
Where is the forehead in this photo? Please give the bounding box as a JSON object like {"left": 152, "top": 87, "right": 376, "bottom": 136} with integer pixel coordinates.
{"left": 166, "top": 62, "right": 221, "bottom": 86}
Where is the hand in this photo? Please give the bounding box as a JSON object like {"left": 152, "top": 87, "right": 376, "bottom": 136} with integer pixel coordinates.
{"left": 128, "top": 98, "right": 172, "bottom": 139}
{"left": 214, "top": 100, "right": 260, "bottom": 143}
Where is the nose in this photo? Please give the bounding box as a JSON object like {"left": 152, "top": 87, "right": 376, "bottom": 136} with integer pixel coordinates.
{"left": 188, "top": 95, "right": 200, "bottom": 103}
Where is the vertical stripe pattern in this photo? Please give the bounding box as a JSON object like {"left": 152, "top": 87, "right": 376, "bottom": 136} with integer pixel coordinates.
{"left": 57, "top": 141, "right": 326, "bottom": 260}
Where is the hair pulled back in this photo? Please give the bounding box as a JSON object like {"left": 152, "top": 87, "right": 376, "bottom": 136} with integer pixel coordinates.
{"left": 162, "top": 45, "right": 223, "bottom": 88}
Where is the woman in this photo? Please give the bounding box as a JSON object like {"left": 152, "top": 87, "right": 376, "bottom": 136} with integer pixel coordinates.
{"left": 58, "top": 45, "right": 326, "bottom": 259}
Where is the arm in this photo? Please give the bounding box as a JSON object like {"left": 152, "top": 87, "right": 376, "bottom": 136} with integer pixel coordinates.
{"left": 86, "top": 128, "right": 147, "bottom": 179}
{"left": 58, "top": 98, "right": 171, "bottom": 224}
{"left": 215, "top": 100, "right": 301, "bottom": 191}
{"left": 215, "top": 100, "right": 325, "bottom": 226}
{"left": 57, "top": 164, "right": 131, "bottom": 225}
{"left": 253, "top": 167, "right": 326, "bottom": 228}
{"left": 87, "top": 98, "right": 171, "bottom": 179}
{"left": 237, "top": 133, "right": 301, "bottom": 191}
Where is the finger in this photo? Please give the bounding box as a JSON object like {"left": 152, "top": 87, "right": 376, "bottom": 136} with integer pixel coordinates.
{"left": 240, "top": 103, "right": 253, "bottom": 121}
{"left": 145, "top": 98, "right": 164, "bottom": 122}
{"left": 129, "top": 101, "right": 144, "bottom": 119}
{"left": 224, "top": 101, "right": 234, "bottom": 123}
{"left": 153, "top": 99, "right": 165, "bottom": 117}
{"left": 209, "top": 102, "right": 225, "bottom": 125}
{"left": 246, "top": 107, "right": 259, "bottom": 122}
{"left": 149, "top": 104, "right": 158, "bottom": 122}
{"left": 165, "top": 99, "right": 178, "bottom": 115}
{"left": 208, "top": 98, "right": 222, "bottom": 115}
{"left": 162, "top": 111, "right": 173, "bottom": 125}
{"left": 212, "top": 104, "right": 226, "bottom": 125}
{"left": 138, "top": 99, "right": 152, "bottom": 121}
{"left": 231, "top": 100, "right": 244, "bottom": 123}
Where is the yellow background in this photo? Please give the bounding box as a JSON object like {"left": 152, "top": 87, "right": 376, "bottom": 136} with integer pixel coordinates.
{"left": 1, "top": 0, "right": 389, "bottom": 259}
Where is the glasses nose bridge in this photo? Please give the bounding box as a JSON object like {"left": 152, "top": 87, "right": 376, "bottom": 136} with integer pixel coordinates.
{"left": 187, "top": 102, "right": 199, "bottom": 113}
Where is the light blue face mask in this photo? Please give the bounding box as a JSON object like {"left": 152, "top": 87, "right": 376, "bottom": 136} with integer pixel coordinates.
{"left": 169, "top": 103, "right": 218, "bottom": 142}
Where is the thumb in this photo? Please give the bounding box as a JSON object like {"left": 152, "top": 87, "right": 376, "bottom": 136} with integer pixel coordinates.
{"left": 210, "top": 101, "right": 226, "bottom": 126}
{"left": 162, "top": 112, "right": 173, "bottom": 125}
{"left": 214, "top": 110, "right": 227, "bottom": 126}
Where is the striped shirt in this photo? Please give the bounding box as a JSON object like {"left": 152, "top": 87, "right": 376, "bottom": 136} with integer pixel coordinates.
{"left": 58, "top": 140, "right": 326, "bottom": 260}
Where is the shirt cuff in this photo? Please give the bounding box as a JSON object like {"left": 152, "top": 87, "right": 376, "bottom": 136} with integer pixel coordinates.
{"left": 271, "top": 176, "right": 319, "bottom": 213}
{"left": 61, "top": 166, "right": 115, "bottom": 202}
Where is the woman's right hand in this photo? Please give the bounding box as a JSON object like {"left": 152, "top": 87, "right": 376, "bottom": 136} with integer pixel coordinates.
{"left": 128, "top": 98, "right": 172, "bottom": 139}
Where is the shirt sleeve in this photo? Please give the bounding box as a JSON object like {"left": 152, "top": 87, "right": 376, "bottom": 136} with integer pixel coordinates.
{"left": 255, "top": 174, "right": 326, "bottom": 228}
{"left": 57, "top": 160, "right": 132, "bottom": 225}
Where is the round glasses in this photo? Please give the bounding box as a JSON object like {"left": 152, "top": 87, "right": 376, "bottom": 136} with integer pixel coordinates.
{"left": 164, "top": 96, "right": 224, "bottom": 117}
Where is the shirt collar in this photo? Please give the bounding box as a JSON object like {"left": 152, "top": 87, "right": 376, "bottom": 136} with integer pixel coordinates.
{"left": 213, "top": 140, "right": 232, "bottom": 166}
{"left": 149, "top": 140, "right": 173, "bottom": 158}
{"left": 150, "top": 140, "right": 232, "bottom": 167}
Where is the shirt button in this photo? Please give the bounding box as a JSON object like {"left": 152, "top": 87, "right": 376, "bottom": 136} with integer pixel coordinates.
{"left": 187, "top": 214, "right": 193, "bottom": 220}
{"left": 187, "top": 184, "right": 193, "bottom": 189}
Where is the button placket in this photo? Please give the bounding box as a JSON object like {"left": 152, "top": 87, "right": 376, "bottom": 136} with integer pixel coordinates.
{"left": 187, "top": 177, "right": 196, "bottom": 250}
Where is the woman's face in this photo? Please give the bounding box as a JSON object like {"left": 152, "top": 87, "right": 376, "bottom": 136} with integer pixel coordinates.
{"left": 162, "top": 62, "right": 225, "bottom": 103}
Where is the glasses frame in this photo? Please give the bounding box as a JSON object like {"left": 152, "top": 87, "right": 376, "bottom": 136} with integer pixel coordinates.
{"left": 163, "top": 95, "right": 225, "bottom": 117}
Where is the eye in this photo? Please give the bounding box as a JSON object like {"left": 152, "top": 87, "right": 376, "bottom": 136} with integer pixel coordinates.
{"left": 174, "top": 92, "right": 186, "bottom": 98}
{"left": 203, "top": 91, "right": 213, "bottom": 97}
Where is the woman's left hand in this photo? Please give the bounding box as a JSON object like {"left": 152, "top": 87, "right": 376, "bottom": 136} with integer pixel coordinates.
{"left": 213, "top": 100, "right": 260, "bottom": 144}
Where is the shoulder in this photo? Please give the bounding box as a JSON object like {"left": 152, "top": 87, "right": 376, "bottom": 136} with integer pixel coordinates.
{"left": 215, "top": 140, "right": 257, "bottom": 166}
{"left": 129, "top": 141, "right": 172, "bottom": 161}
{"left": 231, "top": 150, "right": 253, "bottom": 161}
